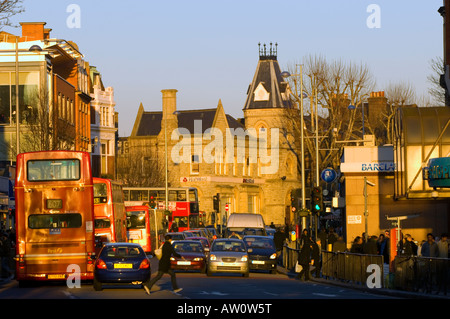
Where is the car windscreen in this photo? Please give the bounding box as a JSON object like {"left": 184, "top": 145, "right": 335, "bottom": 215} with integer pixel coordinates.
{"left": 101, "top": 246, "right": 143, "bottom": 258}
{"left": 244, "top": 237, "right": 275, "bottom": 249}
{"left": 173, "top": 242, "right": 204, "bottom": 253}
{"left": 212, "top": 240, "right": 246, "bottom": 252}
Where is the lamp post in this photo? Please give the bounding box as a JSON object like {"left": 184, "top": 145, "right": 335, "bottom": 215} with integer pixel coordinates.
{"left": 164, "top": 110, "right": 180, "bottom": 215}
{"left": 15, "top": 36, "right": 19, "bottom": 156}
{"left": 282, "top": 66, "right": 307, "bottom": 229}
{"left": 363, "top": 177, "right": 375, "bottom": 242}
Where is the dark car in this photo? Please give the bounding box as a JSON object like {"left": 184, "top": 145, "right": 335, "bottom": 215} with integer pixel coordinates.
{"left": 93, "top": 243, "right": 151, "bottom": 291}
{"left": 243, "top": 235, "right": 277, "bottom": 274}
{"left": 170, "top": 240, "right": 207, "bottom": 273}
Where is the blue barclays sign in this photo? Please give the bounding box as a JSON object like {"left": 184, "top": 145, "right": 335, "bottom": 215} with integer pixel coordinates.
{"left": 424, "top": 157, "right": 450, "bottom": 188}
{"left": 361, "top": 162, "right": 396, "bottom": 172}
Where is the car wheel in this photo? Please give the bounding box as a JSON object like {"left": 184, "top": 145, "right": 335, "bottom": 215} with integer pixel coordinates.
{"left": 93, "top": 276, "right": 103, "bottom": 291}
{"left": 243, "top": 271, "right": 249, "bottom": 278}
{"left": 270, "top": 269, "right": 277, "bottom": 275}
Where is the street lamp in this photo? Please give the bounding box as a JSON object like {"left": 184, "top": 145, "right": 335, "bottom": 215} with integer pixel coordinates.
{"left": 282, "top": 66, "right": 308, "bottom": 230}
{"left": 363, "top": 177, "right": 375, "bottom": 242}
{"left": 164, "top": 110, "right": 180, "bottom": 215}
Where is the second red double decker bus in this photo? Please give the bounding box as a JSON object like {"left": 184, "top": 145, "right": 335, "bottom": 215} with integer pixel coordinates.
{"left": 93, "top": 178, "right": 127, "bottom": 253}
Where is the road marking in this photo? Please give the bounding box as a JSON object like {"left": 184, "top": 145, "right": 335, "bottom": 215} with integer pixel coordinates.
{"left": 198, "top": 291, "right": 229, "bottom": 296}
{"left": 312, "top": 293, "right": 337, "bottom": 298}
{"left": 264, "top": 291, "right": 279, "bottom": 296}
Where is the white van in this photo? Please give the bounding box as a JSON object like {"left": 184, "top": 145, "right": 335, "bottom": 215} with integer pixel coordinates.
{"left": 226, "top": 213, "right": 266, "bottom": 238}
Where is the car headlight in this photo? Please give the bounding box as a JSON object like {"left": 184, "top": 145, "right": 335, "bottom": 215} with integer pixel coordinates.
{"left": 241, "top": 255, "right": 248, "bottom": 262}
{"left": 210, "top": 254, "right": 216, "bottom": 261}
{"left": 170, "top": 257, "right": 175, "bottom": 261}
{"left": 193, "top": 257, "right": 202, "bottom": 261}
{"left": 270, "top": 253, "right": 276, "bottom": 259}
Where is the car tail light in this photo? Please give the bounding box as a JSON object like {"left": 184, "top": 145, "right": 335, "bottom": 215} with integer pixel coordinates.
{"left": 96, "top": 259, "right": 107, "bottom": 269}
{"left": 87, "top": 252, "right": 95, "bottom": 265}
{"left": 139, "top": 258, "right": 150, "bottom": 269}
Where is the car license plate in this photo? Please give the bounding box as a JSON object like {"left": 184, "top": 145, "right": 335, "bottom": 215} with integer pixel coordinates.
{"left": 220, "top": 262, "right": 236, "bottom": 266}
{"left": 48, "top": 274, "right": 65, "bottom": 279}
{"left": 114, "top": 263, "right": 133, "bottom": 269}
{"left": 177, "top": 261, "right": 191, "bottom": 265}
{"left": 252, "top": 260, "right": 265, "bottom": 265}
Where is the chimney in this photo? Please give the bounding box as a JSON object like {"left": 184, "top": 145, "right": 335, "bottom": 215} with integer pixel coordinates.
{"left": 161, "top": 89, "right": 179, "bottom": 135}
{"left": 161, "top": 89, "right": 178, "bottom": 120}
{"left": 44, "top": 28, "right": 52, "bottom": 40}
{"left": 20, "top": 22, "right": 46, "bottom": 41}
{"left": 367, "top": 91, "right": 388, "bottom": 124}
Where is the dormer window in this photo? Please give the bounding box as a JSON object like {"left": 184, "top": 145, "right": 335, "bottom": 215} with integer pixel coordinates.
{"left": 254, "top": 82, "right": 270, "bottom": 101}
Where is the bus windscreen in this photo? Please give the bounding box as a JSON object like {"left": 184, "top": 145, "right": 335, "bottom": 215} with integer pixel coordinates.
{"left": 27, "top": 159, "right": 80, "bottom": 182}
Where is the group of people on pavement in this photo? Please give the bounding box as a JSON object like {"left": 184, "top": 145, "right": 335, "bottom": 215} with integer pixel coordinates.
{"left": 0, "top": 228, "right": 15, "bottom": 280}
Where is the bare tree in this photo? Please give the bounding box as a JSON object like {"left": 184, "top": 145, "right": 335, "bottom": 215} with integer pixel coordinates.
{"left": 116, "top": 147, "right": 164, "bottom": 187}
{"left": 282, "top": 55, "right": 376, "bottom": 181}
{"left": 427, "top": 56, "right": 446, "bottom": 106}
{"left": 0, "top": 0, "right": 24, "bottom": 29}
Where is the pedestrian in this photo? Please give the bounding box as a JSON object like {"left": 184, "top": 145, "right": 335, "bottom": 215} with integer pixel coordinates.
{"left": 332, "top": 236, "right": 347, "bottom": 252}
{"left": 317, "top": 228, "right": 328, "bottom": 251}
{"left": 382, "top": 230, "right": 390, "bottom": 264}
{"left": 273, "top": 227, "right": 285, "bottom": 262}
{"left": 145, "top": 234, "right": 184, "bottom": 295}
{"left": 299, "top": 229, "right": 312, "bottom": 249}
{"left": 297, "top": 240, "right": 312, "bottom": 281}
{"left": 0, "top": 232, "right": 13, "bottom": 280}
{"left": 362, "top": 235, "right": 378, "bottom": 255}
{"left": 402, "top": 234, "right": 417, "bottom": 256}
{"left": 327, "top": 228, "right": 338, "bottom": 249}
{"left": 269, "top": 222, "right": 276, "bottom": 229}
{"left": 310, "top": 239, "right": 321, "bottom": 278}
{"left": 437, "top": 233, "right": 449, "bottom": 258}
{"left": 420, "top": 233, "right": 439, "bottom": 257}
{"left": 350, "top": 236, "right": 364, "bottom": 254}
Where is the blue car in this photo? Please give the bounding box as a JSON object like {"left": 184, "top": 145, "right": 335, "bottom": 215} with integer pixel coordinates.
{"left": 243, "top": 235, "right": 277, "bottom": 274}
{"left": 93, "top": 243, "right": 151, "bottom": 291}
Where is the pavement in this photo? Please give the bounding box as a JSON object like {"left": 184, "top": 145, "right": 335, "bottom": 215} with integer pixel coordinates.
{"left": 276, "top": 263, "right": 450, "bottom": 299}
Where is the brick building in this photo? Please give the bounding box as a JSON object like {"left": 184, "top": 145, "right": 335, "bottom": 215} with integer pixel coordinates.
{"left": 118, "top": 46, "right": 302, "bottom": 226}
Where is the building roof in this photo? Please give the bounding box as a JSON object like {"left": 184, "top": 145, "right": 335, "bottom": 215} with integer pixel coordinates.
{"left": 133, "top": 108, "right": 244, "bottom": 137}
{"left": 243, "top": 43, "right": 293, "bottom": 110}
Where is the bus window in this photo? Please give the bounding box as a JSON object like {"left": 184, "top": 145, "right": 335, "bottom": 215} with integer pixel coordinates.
{"left": 28, "top": 213, "right": 82, "bottom": 229}
{"left": 169, "top": 190, "right": 177, "bottom": 201}
{"left": 94, "top": 183, "right": 108, "bottom": 204}
{"left": 189, "top": 189, "right": 197, "bottom": 202}
{"left": 95, "top": 218, "right": 111, "bottom": 229}
{"left": 127, "top": 210, "right": 146, "bottom": 229}
{"left": 27, "top": 159, "right": 80, "bottom": 181}
{"left": 177, "top": 191, "right": 186, "bottom": 201}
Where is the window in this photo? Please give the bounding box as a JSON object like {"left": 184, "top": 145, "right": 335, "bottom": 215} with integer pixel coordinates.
{"left": 28, "top": 213, "right": 82, "bottom": 229}
{"left": 27, "top": 159, "right": 80, "bottom": 181}
{"left": 94, "top": 182, "right": 108, "bottom": 204}
{"left": 126, "top": 210, "right": 146, "bottom": 229}
{"left": 191, "top": 154, "right": 200, "bottom": 174}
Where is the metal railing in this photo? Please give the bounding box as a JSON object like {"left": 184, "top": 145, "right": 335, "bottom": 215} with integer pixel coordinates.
{"left": 282, "top": 244, "right": 449, "bottom": 294}
{"left": 393, "top": 256, "right": 449, "bottom": 294}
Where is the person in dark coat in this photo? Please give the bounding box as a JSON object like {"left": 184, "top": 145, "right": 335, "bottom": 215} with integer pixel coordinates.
{"left": 310, "top": 239, "right": 321, "bottom": 278}
{"left": 273, "top": 227, "right": 285, "bottom": 262}
{"left": 363, "top": 236, "right": 378, "bottom": 255}
{"left": 145, "top": 234, "right": 184, "bottom": 295}
{"left": 297, "top": 241, "right": 312, "bottom": 281}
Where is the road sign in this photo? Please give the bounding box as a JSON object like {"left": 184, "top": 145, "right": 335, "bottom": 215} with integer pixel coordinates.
{"left": 321, "top": 168, "right": 338, "bottom": 183}
{"left": 225, "top": 204, "right": 229, "bottom": 212}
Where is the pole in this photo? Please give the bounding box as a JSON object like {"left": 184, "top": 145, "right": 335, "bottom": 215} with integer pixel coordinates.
{"left": 364, "top": 177, "right": 368, "bottom": 242}
{"left": 314, "top": 88, "right": 319, "bottom": 239}
{"left": 362, "top": 100, "right": 365, "bottom": 139}
{"left": 165, "top": 114, "right": 168, "bottom": 215}
{"left": 300, "top": 65, "right": 306, "bottom": 230}
{"left": 15, "top": 36, "right": 19, "bottom": 156}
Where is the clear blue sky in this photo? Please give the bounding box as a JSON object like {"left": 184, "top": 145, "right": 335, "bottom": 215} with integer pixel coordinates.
{"left": 5, "top": 0, "right": 444, "bottom": 136}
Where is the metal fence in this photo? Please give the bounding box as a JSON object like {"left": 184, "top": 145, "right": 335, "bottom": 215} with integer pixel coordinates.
{"left": 282, "top": 244, "right": 449, "bottom": 294}
{"left": 393, "top": 256, "right": 449, "bottom": 294}
{"left": 321, "top": 251, "right": 384, "bottom": 286}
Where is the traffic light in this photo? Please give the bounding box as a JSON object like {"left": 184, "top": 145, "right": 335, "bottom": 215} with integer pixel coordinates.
{"left": 311, "top": 186, "right": 323, "bottom": 214}
{"left": 149, "top": 192, "right": 157, "bottom": 209}
{"left": 290, "top": 188, "right": 301, "bottom": 213}
{"left": 213, "top": 193, "right": 220, "bottom": 211}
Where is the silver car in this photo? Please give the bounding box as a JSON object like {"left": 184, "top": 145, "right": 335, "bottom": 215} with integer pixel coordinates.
{"left": 206, "top": 238, "right": 249, "bottom": 277}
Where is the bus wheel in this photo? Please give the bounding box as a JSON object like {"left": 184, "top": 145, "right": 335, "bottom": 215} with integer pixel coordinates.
{"left": 93, "top": 277, "right": 103, "bottom": 291}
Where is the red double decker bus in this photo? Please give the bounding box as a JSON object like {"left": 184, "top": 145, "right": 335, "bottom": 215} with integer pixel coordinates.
{"left": 15, "top": 151, "right": 96, "bottom": 285}
{"left": 123, "top": 187, "right": 199, "bottom": 232}
{"left": 93, "top": 178, "right": 127, "bottom": 253}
